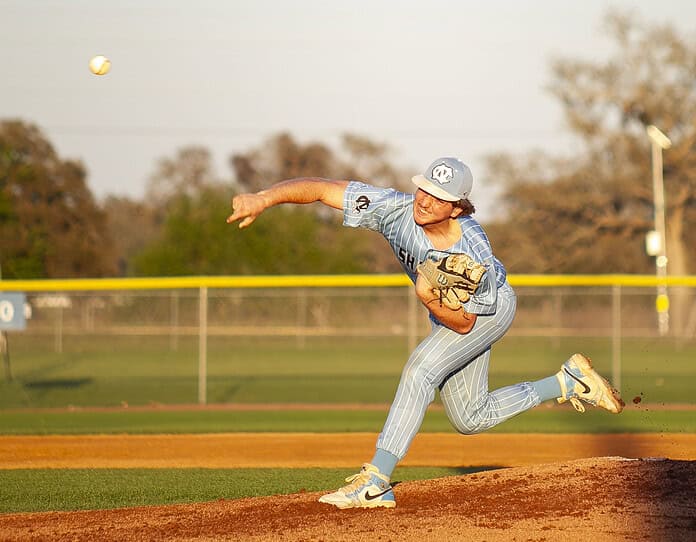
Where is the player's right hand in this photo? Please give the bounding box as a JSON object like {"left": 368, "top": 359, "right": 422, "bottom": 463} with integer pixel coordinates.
{"left": 226, "top": 193, "right": 268, "bottom": 229}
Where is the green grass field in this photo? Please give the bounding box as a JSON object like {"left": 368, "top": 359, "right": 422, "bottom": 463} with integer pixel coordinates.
{"left": 2, "top": 334, "right": 694, "bottom": 410}
{"left": 1, "top": 333, "right": 693, "bottom": 514}
{"left": 0, "top": 466, "right": 489, "bottom": 514}
{"left": 1, "top": 406, "right": 694, "bottom": 435}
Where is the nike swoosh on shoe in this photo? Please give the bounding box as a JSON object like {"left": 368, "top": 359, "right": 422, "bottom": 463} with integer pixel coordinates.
{"left": 563, "top": 367, "right": 591, "bottom": 394}
{"left": 364, "top": 488, "right": 393, "bottom": 501}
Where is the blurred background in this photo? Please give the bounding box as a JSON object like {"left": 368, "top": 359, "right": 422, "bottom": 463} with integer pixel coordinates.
{"left": 1, "top": 1, "right": 695, "bottom": 411}
{"left": 1, "top": 1, "right": 695, "bottom": 279}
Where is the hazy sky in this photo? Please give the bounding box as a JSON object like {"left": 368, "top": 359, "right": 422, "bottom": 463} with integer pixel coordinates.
{"left": 2, "top": 0, "right": 695, "bottom": 220}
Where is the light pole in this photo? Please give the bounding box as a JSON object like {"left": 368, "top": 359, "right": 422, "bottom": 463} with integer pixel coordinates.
{"left": 646, "top": 125, "right": 671, "bottom": 337}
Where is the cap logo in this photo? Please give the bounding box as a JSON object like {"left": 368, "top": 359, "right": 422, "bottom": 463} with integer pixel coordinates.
{"left": 431, "top": 163, "right": 454, "bottom": 185}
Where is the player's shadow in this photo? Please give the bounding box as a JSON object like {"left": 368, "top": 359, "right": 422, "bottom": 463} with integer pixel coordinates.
{"left": 450, "top": 466, "right": 501, "bottom": 475}
{"left": 391, "top": 465, "right": 503, "bottom": 488}
{"left": 23, "top": 378, "right": 92, "bottom": 389}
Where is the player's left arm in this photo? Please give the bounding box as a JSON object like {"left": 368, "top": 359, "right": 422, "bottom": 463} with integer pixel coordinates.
{"left": 415, "top": 273, "right": 477, "bottom": 334}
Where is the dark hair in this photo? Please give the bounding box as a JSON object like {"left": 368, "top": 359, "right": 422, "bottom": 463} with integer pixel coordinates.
{"left": 455, "top": 198, "right": 475, "bottom": 216}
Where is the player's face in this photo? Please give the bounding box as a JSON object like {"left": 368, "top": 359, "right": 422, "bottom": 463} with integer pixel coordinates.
{"left": 413, "top": 189, "right": 458, "bottom": 225}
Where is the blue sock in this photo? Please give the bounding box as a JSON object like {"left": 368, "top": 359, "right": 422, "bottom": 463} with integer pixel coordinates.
{"left": 531, "top": 374, "right": 562, "bottom": 402}
{"left": 371, "top": 448, "right": 399, "bottom": 479}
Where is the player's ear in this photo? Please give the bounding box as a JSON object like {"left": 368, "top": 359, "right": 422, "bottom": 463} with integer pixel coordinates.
{"left": 450, "top": 206, "right": 464, "bottom": 219}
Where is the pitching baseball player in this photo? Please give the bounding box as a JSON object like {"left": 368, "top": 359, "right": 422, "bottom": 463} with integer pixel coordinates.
{"left": 227, "top": 157, "right": 624, "bottom": 510}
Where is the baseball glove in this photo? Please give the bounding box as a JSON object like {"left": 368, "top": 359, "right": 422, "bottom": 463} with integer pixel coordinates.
{"left": 417, "top": 253, "right": 486, "bottom": 310}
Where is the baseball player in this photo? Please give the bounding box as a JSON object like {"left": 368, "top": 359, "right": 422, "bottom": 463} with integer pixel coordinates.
{"left": 227, "top": 157, "right": 624, "bottom": 510}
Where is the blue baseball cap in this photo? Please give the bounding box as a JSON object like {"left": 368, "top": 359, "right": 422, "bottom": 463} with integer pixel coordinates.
{"left": 411, "top": 157, "right": 473, "bottom": 202}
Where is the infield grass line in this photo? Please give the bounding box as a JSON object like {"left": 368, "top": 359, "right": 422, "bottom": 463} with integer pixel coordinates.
{"left": 0, "top": 407, "right": 694, "bottom": 435}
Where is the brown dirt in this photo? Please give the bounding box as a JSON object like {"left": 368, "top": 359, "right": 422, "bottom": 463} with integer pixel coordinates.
{"left": 2, "top": 432, "right": 696, "bottom": 469}
{"left": 1, "top": 456, "right": 695, "bottom": 541}
{"left": 1, "top": 432, "right": 696, "bottom": 541}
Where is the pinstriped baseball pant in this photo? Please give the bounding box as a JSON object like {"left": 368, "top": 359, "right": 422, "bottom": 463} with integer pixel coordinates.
{"left": 376, "top": 283, "right": 542, "bottom": 459}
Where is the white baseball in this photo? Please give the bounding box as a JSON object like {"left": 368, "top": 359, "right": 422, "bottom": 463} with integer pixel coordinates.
{"left": 89, "top": 55, "right": 111, "bottom": 76}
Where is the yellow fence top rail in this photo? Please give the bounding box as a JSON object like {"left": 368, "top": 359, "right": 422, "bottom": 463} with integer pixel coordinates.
{"left": 1, "top": 274, "right": 695, "bottom": 292}
{"left": 0, "top": 275, "right": 407, "bottom": 291}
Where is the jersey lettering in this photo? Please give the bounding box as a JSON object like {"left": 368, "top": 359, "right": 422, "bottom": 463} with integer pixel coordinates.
{"left": 398, "top": 247, "right": 416, "bottom": 271}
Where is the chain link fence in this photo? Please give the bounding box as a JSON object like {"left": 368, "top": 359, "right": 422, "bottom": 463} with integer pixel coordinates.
{"left": 1, "top": 276, "right": 695, "bottom": 406}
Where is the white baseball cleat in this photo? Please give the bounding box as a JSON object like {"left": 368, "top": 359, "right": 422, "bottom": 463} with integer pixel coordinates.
{"left": 556, "top": 353, "right": 625, "bottom": 413}
{"left": 318, "top": 463, "right": 396, "bottom": 509}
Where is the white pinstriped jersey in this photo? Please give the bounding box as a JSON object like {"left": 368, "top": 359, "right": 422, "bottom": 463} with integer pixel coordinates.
{"left": 343, "top": 181, "right": 508, "bottom": 316}
{"left": 341, "top": 182, "right": 536, "bottom": 462}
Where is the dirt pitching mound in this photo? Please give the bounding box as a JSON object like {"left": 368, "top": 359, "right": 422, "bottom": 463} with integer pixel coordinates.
{"left": 2, "top": 457, "right": 695, "bottom": 542}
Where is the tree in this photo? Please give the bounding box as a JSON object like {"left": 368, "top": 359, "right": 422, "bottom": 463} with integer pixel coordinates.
{"left": 102, "top": 195, "right": 160, "bottom": 276}
{"left": 546, "top": 12, "right": 696, "bottom": 277}
{"left": 484, "top": 11, "right": 696, "bottom": 331}
{"left": 132, "top": 184, "right": 376, "bottom": 276}
{"left": 338, "top": 133, "right": 413, "bottom": 192}
{"left": 230, "top": 132, "right": 409, "bottom": 273}
{"left": 0, "top": 120, "right": 116, "bottom": 278}
{"left": 485, "top": 151, "right": 656, "bottom": 274}
{"left": 146, "top": 146, "right": 218, "bottom": 204}
{"left": 231, "top": 132, "right": 412, "bottom": 192}
{"left": 132, "top": 133, "right": 409, "bottom": 276}
{"left": 230, "top": 132, "right": 336, "bottom": 194}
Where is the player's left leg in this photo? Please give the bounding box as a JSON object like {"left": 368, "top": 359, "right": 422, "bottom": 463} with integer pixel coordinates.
{"left": 317, "top": 463, "right": 395, "bottom": 509}
{"left": 372, "top": 281, "right": 519, "bottom": 459}
{"left": 318, "top": 317, "right": 503, "bottom": 509}
{"left": 319, "top": 284, "right": 517, "bottom": 509}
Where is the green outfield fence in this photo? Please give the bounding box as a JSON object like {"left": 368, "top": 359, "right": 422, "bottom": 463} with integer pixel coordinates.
{"left": 1, "top": 274, "right": 695, "bottom": 405}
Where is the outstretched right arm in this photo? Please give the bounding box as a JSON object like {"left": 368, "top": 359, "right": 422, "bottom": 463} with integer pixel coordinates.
{"left": 226, "top": 178, "right": 349, "bottom": 229}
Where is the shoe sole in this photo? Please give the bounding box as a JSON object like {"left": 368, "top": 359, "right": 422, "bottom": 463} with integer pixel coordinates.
{"left": 318, "top": 495, "right": 396, "bottom": 510}
{"left": 318, "top": 496, "right": 396, "bottom": 509}
{"left": 570, "top": 353, "right": 625, "bottom": 414}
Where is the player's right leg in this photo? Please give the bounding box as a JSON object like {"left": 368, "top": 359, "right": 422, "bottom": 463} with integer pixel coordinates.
{"left": 442, "top": 351, "right": 624, "bottom": 434}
